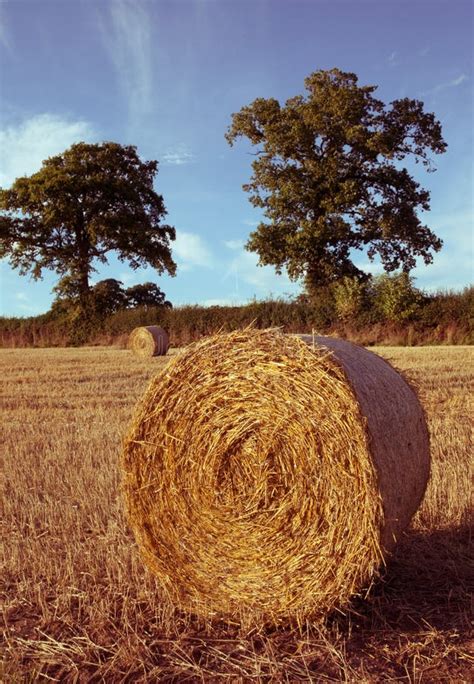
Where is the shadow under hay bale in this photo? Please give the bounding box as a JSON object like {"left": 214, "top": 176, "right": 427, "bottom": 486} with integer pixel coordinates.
{"left": 122, "top": 329, "right": 430, "bottom": 624}
{"left": 128, "top": 325, "right": 169, "bottom": 358}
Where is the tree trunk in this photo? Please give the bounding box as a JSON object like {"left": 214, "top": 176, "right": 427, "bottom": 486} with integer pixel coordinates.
{"left": 75, "top": 214, "right": 92, "bottom": 315}
{"left": 78, "top": 269, "right": 91, "bottom": 313}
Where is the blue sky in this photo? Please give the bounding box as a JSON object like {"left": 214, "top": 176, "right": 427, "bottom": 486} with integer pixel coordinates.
{"left": 0, "top": 0, "right": 472, "bottom": 316}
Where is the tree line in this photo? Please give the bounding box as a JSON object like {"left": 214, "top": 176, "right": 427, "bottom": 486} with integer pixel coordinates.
{"left": 1, "top": 66, "right": 466, "bottom": 344}
{"left": 1, "top": 281, "right": 472, "bottom": 349}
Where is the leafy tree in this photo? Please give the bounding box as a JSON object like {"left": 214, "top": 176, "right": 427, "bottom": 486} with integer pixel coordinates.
{"left": 52, "top": 276, "right": 172, "bottom": 319}
{"left": 0, "top": 142, "right": 176, "bottom": 312}
{"left": 226, "top": 68, "right": 447, "bottom": 291}
{"left": 51, "top": 276, "right": 127, "bottom": 318}
{"left": 373, "top": 272, "right": 424, "bottom": 323}
{"left": 91, "top": 279, "right": 128, "bottom": 316}
{"left": 332, "top": 276, "right": 369, "bottom": 322}
{"left": 125, "top": 282, "right": 172, "bottom": 309}
{"left": 49, "top": 274, "right": 83, "bottom": 317}
{"left": 51, "top": 274, "right": 84, "bottom": 305}
{"left": 295, "top": 285, "right": 337, "bottom": 329}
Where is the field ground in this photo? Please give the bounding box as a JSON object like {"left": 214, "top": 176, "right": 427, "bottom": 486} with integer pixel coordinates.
{"left": 1, "top": 344, "right": 473, "bottom": 682}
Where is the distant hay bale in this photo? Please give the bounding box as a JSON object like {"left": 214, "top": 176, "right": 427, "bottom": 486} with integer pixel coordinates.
{"left": 122, "top": 329, "right": 430, "bottom": 623}
{"left": 128, "top": 326, "right": 169, "bottom": 358}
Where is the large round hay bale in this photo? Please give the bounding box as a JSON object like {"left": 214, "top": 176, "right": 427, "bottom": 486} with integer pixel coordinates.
{"left": 128, "top": 325, "right": 169, "bottom": 358}
{"left": 122, "top": 329, "right": 430, "bottom": 623}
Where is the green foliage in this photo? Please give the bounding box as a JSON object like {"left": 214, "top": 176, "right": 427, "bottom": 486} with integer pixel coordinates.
{"left": 51, "top": 276, "right": 123, "bottom": 323}
{"left": 0, "top": 142, "right": 176, "bottom": 311}
{"left": 226, "top": 68, "right": 447, "bottom": 291}
{"left": 49, "top": 277, "right": 172, "bottom": 345}
{"left": 125, "top": 282, "right": 171, "bottom": 309}
{"left": 372, "top": 272, "right": 424, "bottom": 323}
{"left": 332, "top": 276, "right": 369, "bottom": 322}
{"left": 92, "top": 279, "right": 128, "bottom": 317}
{"left": 296, "top": 286, "right": 336, "bottom": 330}
{"left": 420, "top": 285, "right": 473, "bottom": 325}
{"left": 51, "top": 274, "right": 84, "bottom": 303}
{"left": 0, "top": 288, "right": 472, "bottom": 348}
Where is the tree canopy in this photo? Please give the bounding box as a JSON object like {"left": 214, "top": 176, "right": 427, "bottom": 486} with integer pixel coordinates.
{"left": 0, "top": 142, "right": 176, "bottom": 310}
{"left": 226, "top": 68, "right": 447, "bottom": 290}
{"left": 52, "top": 277, "right": 171, "bottom": 318}
{"left": 125, "top": 282, "right": 172, "bottom": 309}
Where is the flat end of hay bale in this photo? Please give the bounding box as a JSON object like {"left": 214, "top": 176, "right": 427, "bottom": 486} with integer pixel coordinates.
{"left": 298, "top": 334, "right": 431, "bottom": 551}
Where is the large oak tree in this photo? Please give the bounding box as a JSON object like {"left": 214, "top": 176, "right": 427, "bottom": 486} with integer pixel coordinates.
{"left": 0, "top": 142, "right": 176, "bottom": 311}
{"left": 226, "top": 68, "right": 447, "bottom": 291}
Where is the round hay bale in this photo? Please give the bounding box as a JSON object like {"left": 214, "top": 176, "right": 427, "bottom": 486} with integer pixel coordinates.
{"left": 122, "top": 329, "right": 430, "bottom": 623}
{"left": 128, "top": 325, "right": 169, "bottom": 358}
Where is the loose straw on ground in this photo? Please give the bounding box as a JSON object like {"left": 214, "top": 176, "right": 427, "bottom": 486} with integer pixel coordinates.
{"left": 128, "top": 326, "right": 169, "bottom": 358}
{"left": 122, "top": 329, "right": 430, "bottom": 624}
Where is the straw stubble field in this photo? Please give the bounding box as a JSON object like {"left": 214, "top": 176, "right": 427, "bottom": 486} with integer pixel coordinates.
{"left": 1, "top": 345, "right": 473, "bottom": 682}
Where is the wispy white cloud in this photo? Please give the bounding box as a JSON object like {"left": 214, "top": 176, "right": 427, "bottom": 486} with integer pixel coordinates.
{"left": 117, "top": 268, "right": 153, "bottom": 286}
{"left": 388, "top": 51, "right": 399, "bottom": 67}
{"left": 0, "top": 114, "right": 95, "bottom": 187}
{"left": 202, "top": 297, "right": 243, "bottom": 307}
{"left": 428, "top": 208, "right": 473, "bottom": 244}
{"left": 451, "top": 74, "right": 468, "bottom": 87}
{"left": 222, "top": 244, "right": 299, "bottom": 297}
{"left": 162, "top": 144, "right": 195, "bottom": 166}
{"left": 422, "top": 73, "right": 468, "bottom": 96}
{"left": 224, "top": 239, "right": 245, "bottom": 250}
{"left": 13, "top": 291, "right": 43, "bottom": 313}
{"left": 243, "top": 218, "right": 260, "bottom": 227}
{"left": 414, "top": 247, "right": 473, "bottom": 292}
{"left": 102, "top": 0, "right": 153, "bottom": 126}
{"left": 352, "top": 207, "right": 473, "bottom": 291}
{"left": 0, "top": 3, "right": 12, "bottom": 54}
{"left": 173, "top": 231, "right": 213, "bottom": 271}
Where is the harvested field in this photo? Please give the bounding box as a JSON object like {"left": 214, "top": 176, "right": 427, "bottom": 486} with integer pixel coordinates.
{"left": 1, "top": 345, "right": 473, "bottom": 682}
